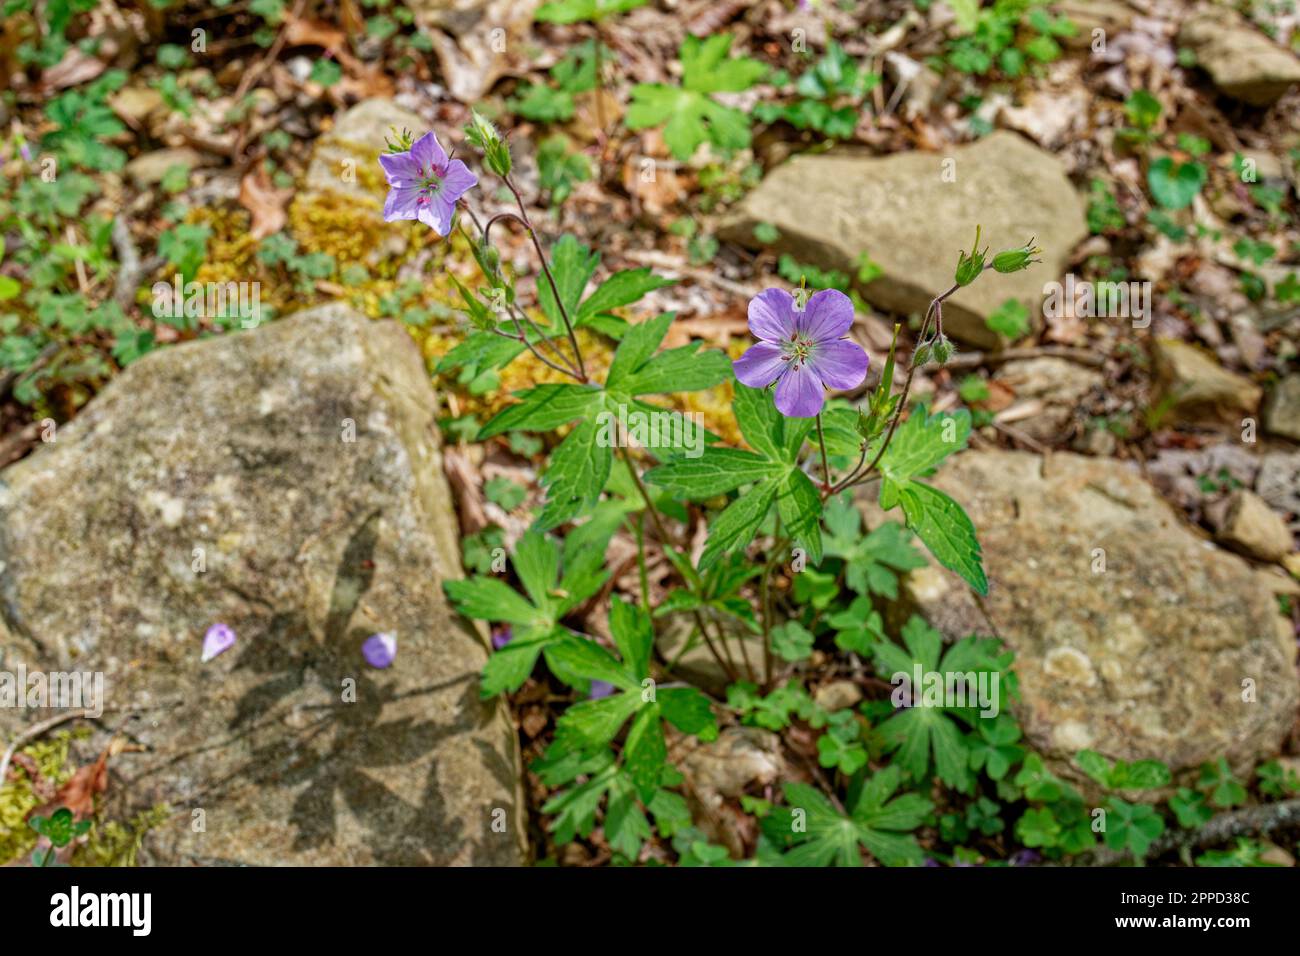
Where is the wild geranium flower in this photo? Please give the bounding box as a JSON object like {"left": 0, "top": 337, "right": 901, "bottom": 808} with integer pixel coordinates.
{"left": 733, "top": 288, "right": 869, "bottom": 418}
{"left": 201, "top": 623, "right": 236, "bottom": 663}
{"left": 362, "top": 633, "right": 397, "bottom": 669}
{"left": 379, "top": 131, "right": 477, "bottom": 236}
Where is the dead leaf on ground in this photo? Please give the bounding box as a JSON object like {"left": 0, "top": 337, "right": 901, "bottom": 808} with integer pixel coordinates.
{"left": 239, "top": 165, "right": 290, "bottom": 240}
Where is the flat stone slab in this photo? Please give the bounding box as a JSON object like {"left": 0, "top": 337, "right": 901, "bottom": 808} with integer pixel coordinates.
{"left": 861, "top": 450, "right": 1297, "bottom": 796}
{"left": 721, "top": 132, "right": 1088, "bottom": 347}
{"left": 0, "top": 304, "right": 525, "bottom": 865}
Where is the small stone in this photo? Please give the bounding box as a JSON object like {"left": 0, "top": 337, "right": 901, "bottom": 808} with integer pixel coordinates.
{"left": 1214, "top": 490, "right": 1295, "bottom": 563}
{"left": 108, "top": 86, "right": 164, "bottom": 125}
{"left": 1052, "top": 0, "right": 1134, "bottom": 49}
{"left": 993, "top": 357, "right": 1103, "bottom": 442}
{"left": 814, "top": 680, "right": 863, "bottom": 712}
{"left": 1284, "top": 553, "right": 1300, "bottom": 579}
{"left": 1180, "top": 7, "right": 1300, "bottom": 106}
{"left": 124, "top": 147, "right": 204, "bottom": 188}
{"left": 1151, "top": 338, "right": 1262, "bottom": 426}
{"left": 1258, "top": 843, "right": 1295, "bottom": 867}
{"left": 1264, "top": 374, "right": 1300, "bottom": 442}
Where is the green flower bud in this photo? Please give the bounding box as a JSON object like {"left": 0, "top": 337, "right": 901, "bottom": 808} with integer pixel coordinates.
{"left": 992, "top": 238, "right": 1043, "bottom": 274}
{"left": 912, "top": 343, "right": 933, "bottom": 368}
{"left": 465, "top": 110, "right": 512, "bottom": 178}
{"left": 954, "top": 225, "right": 988, "bottom": 286}
{"left": 932, "top": 335, "right": 954, "bottom": 365}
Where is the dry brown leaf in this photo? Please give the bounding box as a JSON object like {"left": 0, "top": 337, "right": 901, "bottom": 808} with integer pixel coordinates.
{"left": 239, "top": 165, "right": 290, "bottom": 240}
{"left": 49, "top": 744, "right": 111, "bottom": 821}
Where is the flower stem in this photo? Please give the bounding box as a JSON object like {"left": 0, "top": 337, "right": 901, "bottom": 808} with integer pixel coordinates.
{"left": 503, "top": 177, "right": 588, "bottom": 382}
{"left": 814, "top": 411, "right": 831, "bottom": 492}
{"left": 619, "top": 447, "right": 738, "bottom": 683}
{"left": 829, "top": 278, "right": 964, "bottom": 495}
{"left": 459, "top": 215, "right": 583, "bottom": 380}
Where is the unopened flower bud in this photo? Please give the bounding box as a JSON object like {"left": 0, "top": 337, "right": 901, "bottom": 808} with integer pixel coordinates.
{"left": 992, "top": 238, "right": 1043, "bottom": 274}
{"left": 954, "top": 225, "right": 988, "bottom": 287}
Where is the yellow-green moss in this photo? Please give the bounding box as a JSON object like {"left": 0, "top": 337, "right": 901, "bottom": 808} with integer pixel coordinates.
{"left": 0, "top": 730, "right": 81, "bottom": 864}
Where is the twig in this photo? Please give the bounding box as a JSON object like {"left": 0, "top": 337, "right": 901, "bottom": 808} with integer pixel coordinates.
{"left": 943, "top": 345, "right": 1106, "bottom": 370}
{"left": 0, "top": 710, "right": 96, "bottom": 787}
{"left": 1060, "top": 797, "right": 1300, "bottom": 866}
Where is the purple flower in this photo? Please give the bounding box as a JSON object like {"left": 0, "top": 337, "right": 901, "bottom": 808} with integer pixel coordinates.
{"left": 362, "top": 632, "right": 397, "bottom": 669}
{"left": 491, "top": 626, "right": 512, "bottom": 651}
{"left": 201, "top": 623, "right": 236, "bottom": 663}
{"left": 1009, "top": 849, "right": 1041, "bottom": 867}
{"left": 588, "top": 680, "right": 615, "bottom": 700}
{"left": 733, "top": 288, "right": 869, "bottom": 418}
{"left": 378, "top": 131, "right": 477, "bottom": 236}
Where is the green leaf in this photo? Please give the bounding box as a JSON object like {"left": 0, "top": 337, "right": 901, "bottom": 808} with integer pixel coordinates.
{"left": 478, "top": 383, "right": 602, "bottom": 438}
{"left": 776, "top": 469, "right": 823, "bottom": 566}
{"left": 699, "top": 476, "right": 780, "bottom": 569}
{"left": 1147, "top": 156, "right": 1205, "bottom": 210}
{"left": 480, "top": 633, "right": 557, "bottom": 697}
{"left": 621, "top": 344, "right": 731, "bottom": 395}
{"left": 609, "top": 595, "right": 653, "bottom": 680}
{"left": 771, "top": 620, "right": 814, "bottom": 662}
{"left": 643, "top": 447, "right": 781, "bottom": 499}
{"left": 766, "top": 768, "right": 929, "bottom": 867}
{"left": 623, "top": 703, "right": 667, "bottom": 801}
{"left": 577, "top": 269, "right": 675, "bottom": 324}
{"left": 876, "top": 406, "right": 972, "bottom": 489}
{"left": 444, "top": 577, "right": 546, "bottom": 627}
{"left": 536, "top": 419, "right": 612, "bottom": 530}
{"left": 545, "top": 637, "right": 639, "bottom": 692}
{"left": 658, "top": 687, "right": 717, "bottom": 738}
{"left": 891, "top": 481, "right": 987, "bottom": 595}
{"left": 538, "top": 234, "right": 600, "bottom": 328}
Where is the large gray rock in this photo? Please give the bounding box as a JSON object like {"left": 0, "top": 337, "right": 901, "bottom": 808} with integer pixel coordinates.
{"left": 720, "top": 132, "right": 1088, "bottom": 347}
{"left": 1180, "top": 7, "right": 1300, "bottom": 106}
{"left": 862, "top": 450, "right": 1297, "bottom": 797}
{"left": 0, "top": 304, "right": 525, "bottom": 865}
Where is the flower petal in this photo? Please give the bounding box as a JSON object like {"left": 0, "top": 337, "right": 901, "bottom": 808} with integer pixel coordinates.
{"left": 362, "top": 633, "right": 397, "bottom": 669}
{"left": 733, "top": 341, "right": 787, "bottom": 388}
{"left": 201, "top": 623, "right": 236, "bottom": 663}
{"left": 410, "top": 131, "right": 448, "bottom": 174}
{"left": 796, "top": 288, "right": 855, "bottom": 341}
{"left": 810, "top": 338, "right": 869, "bottom": 390}
{"left": 417, "top": 195, "right": 457, "bottom": 236}
{"left": 383, "top": 185, "right": 423, "bottom": 222}
{"left": 774, "top": 362, "right": 825, "bottom": 418}
{"left": 378, "top": 150, "right": 420, "bottom": 186}
{"left": 440, "top": 159, "right": 478, "bottom": 202}
{"left": 748, "top": 288, "right": 796, "bottom": 343}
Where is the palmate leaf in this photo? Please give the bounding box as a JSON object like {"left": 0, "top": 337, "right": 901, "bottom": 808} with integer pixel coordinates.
{"left": 550, "top": 599, "right": 717, "bottom": 803}
{"left": 871, "top": 617, "right": 1007, "bottom": 793}
{"left": 764, "top": 767, "right": 929, "bottom": 867}
{"left": 626, "top": 35, "right": 765, "bottom": 162}
{"left": 821, "top": 493, "right": 926, "bottom": 599}
{"left": 445, "top": 522, "right": 620, "bottom": 696}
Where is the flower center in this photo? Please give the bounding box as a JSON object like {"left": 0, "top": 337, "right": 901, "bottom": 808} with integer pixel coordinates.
{"left": 416, "top": 166, "right": 444, "bottom": 203}
{"left": 782, "top": 332, "right": 815, "bottom": 369}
